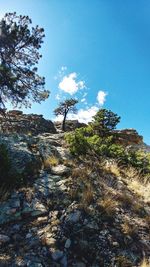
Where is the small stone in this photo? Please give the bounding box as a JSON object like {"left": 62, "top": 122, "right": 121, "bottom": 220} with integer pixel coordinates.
{"left": 42, "top": 236, "right": 56, "bottom": 247}
{"left": 51, "top": 165, "right": 70, "bottom": 176}
{"left": 65, "top": 238, "right": 71, "bottom": 249}
{"left": 37, "top": 216, "right": 48, "bottom": 223}
{"left": 26, "top": 233, "right": 32, "bottom": 239}
{"left": 31, "top": 227, "right": 38, "bottom": 232}
{"left": 76, "top": 262, "right": 86, "bottom": 267}
{"left": 6, "top": 208, "right": 17, "bottom": 215}
{"left": 0, "top": 234, "right": 10, "bottom": 243}
{"left": 112, "top": 241, "right": 119, "bottom": 247}
{"left": 86, "top": 222, "right": 99, "bottom": 230}
{"left": 12, "top": 224, "right": 21, "bottom": 231}
{"left": 67, "top": 210, "right": 81, "bottom": 223}
{"left": 51, "top": 250, "right": 63, "bottom": 261}
{"left": 11, "top": 199, "right": 20, "bottom": 208}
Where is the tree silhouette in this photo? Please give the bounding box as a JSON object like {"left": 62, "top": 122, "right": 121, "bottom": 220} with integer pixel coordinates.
{"left": 54, "top": 98, "right": 78, "bottom": 131}
{"left": 0, "top": 12, "right": 49, "bottom": 109}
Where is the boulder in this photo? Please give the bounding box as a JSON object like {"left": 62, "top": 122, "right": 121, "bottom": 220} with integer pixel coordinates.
{"left": 114, "top": 129, "right": 143, "bottom": 146}
{"left": 54, "top": 120, "right": 87, "bottom": 132}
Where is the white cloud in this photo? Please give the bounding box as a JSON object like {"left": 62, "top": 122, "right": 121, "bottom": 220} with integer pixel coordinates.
{"left": 61, "top": 66, "right": 67, "bottom": 71}
{"left": 54, "top": 106, "right": 98, "bottom": 124}
{"left": 83, "top": 92, "right": 87, "bottom": 97}
{"left": 81, "top": 98, "right": 86, "bottom": 103}
{"left": 97, "top": 90, "right": 107, "bottom": 105}
{"left": 54, "top": 114, "right": 64, "bottom": 121}
{"left": 68, "top": 106, "right": 98, "bottom": 124}
{"left": 59, "top": 72, "right": 85, "bottom": 95}
{"left": 55, "top": 94, "right": 61, "bottom": 100}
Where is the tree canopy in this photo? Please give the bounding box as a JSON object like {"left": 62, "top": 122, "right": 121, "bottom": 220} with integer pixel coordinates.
{"left": 0, "top": 12, "right": 49, "bottom": 109}
{"left": 91, "top": 109, "right": 120, "bottom": 136}
{"left": 54, "top": 98, "right": 78, "bottom": 131}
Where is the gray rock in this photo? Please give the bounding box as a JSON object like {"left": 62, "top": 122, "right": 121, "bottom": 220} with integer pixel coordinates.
{"left": 51, "top": 250, "right": 64, "bottom": 261}
{"left": 67, "top": 210, "right": 81, "bottom": 223}
{"left": 10, "top": 199, "right": 20, "bottom": 208}
{"left": 0, "top": 234, "right": 10, "bottom": 243}
{"left": 60, "top": 255, "right": 68, "bottom": 267}
{"left": 75, "top": 262, "right": 86, "bottom": 267}
{"left": 65, "top": 238, "right": 71, "bottom": 249}
{"left": 51, "top": 165, "right": 70, "bottom": 176}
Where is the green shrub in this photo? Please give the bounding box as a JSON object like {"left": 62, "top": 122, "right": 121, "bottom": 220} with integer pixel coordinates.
{"left": 127, "top": 150, "right": 150, "bottom": 174}
{"left": 65, "top": 127, "right": 90, "bottom": 156}
{"left": 65, "top": 124, "right": 150, "bottom": 174}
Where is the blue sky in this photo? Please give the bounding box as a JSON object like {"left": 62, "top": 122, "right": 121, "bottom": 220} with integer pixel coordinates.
{"left": 0, "top": 0, "right": 150, "bottom": 144}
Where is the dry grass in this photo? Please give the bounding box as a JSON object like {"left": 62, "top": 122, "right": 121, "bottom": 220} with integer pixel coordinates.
{"left": 43, "top": 155, "right": 59, "bottom": 169}
{"left": 63, "top": 159, "right": 75, "bottom": 167}
{"left": 144, "top": 215, "right": 150, "bottom": 229}
{"left": 104, "top": 162, "right": 121, "bottom": 177}
{"left": 121, "top": 221, "right": 138, "bottom": 237}
{"left": 71, "top": 167, "right": 90, "bottom": 180}
{"left": 132, "top": 202, "right": 145, "bottom": 216}
{"left": 127, "top": 179, "right": 150, "bottom": 203}
{"left": 97, "top": 196, "right": 118, "bottom": 217}
{"left": 69, "top": 185, "right": 80, "bottom": 201}
{"left": 81, "top": 184, "right": 94, "bottom": 205}
{"left": 139, "top": 258, "right": 150, "bottom": 267}
{"left": 123, "top": 166, "right": 141, "bottom": 179}
{"left": 115, "top": 255, "right": 132, "bottom": 267}
{"left": 0, "top": 185, "right": 10, "bottom": 202}
{"left": 139, "top": 259, "right": 150, "bottom": 267}
{"left": 117, "top": 192, "right": 133, "bottom": 208}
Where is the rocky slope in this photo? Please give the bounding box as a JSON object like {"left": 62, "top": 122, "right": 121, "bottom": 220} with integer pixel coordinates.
{"left": 0, "top": 110, "right": 56, "bottom": 135}
{"left": 0, "top": 120, "right": 149, "bottom": 266}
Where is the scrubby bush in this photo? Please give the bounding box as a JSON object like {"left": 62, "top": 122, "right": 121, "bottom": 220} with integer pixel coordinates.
{"left": 65, "top": 126, "right": 150, "bottom": 174}
{"left": 65, "top": 127, "right": 90, "bottom": 156}
{"left": 127, "top": 150, "right": 150, "bottom": 174}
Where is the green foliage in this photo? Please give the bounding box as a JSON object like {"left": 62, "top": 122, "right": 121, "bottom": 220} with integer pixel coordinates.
{"left": 127, "top": 150, "right": 150, "bottom": 174}
{"left": 65, "top": 110, "right": 150, "bottom": 173}
{"left": 91, "top": 109, "right": 120, "bottom": 136}
{"left": 65, "top": 127, "right": 89, "bottom": 155}
{"left": 0, "top": 12, "right": 49, "bottom": 108}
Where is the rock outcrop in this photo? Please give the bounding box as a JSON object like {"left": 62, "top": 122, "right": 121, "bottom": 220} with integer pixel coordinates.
{"left": 114, "top": 129, "right": 143, "bottom": 146}
{"left": 0, "top": 110, "right": 56, "bottom": 135}
{"left": 54, "top": 120, "right": 87, "bottom": 132}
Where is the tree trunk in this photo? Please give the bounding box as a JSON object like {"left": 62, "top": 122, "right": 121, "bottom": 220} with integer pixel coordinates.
{"left": 62, "top": 110, "right": 67, "bottom": 131}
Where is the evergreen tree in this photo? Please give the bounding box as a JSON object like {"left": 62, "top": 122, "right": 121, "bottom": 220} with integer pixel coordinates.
{"left": 91, "top": 109, "right": 120, "bottom": 136}
{"left": 0, "top": 12, "right": 49, "bottom": 108}
{"left": 54, "top": 98, "right": 78, "bottom": 131}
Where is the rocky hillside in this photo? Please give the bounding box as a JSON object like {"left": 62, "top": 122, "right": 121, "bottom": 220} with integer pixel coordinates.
{"left": 0, "top": 110, "right": 56, "bottom": 135}
{"left": 0, "top": 128, "right": 150, "bottom": 267}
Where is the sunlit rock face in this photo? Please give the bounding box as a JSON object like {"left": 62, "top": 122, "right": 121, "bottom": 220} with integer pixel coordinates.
{"left": 114, "top": 129, "right": 143, "bottom": 146}
{"left": 0, "top": 110, "right": 56, "bottom": 135}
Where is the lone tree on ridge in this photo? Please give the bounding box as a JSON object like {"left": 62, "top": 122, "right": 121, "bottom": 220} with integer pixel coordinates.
{"left": 54, "top": 98, "right": 78, "bottom": 131}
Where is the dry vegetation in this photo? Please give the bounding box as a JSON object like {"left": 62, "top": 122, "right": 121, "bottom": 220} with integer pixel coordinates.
{"left": 43, "top": 155, "right": 59, "bottom": 169}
